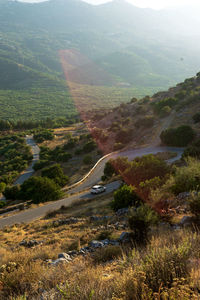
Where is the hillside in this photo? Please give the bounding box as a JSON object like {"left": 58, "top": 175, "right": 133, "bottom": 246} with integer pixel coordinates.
{"left": 1, "top": 0, "right": 200, "bottom": 120}
{"left": 87, "top": 72, "right": 200, "bottom": 153}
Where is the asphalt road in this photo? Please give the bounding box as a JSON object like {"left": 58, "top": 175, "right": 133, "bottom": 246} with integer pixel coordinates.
{"left": 0, "top": 145, "right": 184, "bottom": 228}
{"left": 0, "top": 181, "right": 120, "bottom": 228}
{"left": 14, "top": 135, "right": 40, "bottom": 185}
{"left": 69, "top": 146, "right": 184, "bottom": 193}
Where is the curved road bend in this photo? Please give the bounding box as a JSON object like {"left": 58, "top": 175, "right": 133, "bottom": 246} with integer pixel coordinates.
{"left": 0, "top": 146, "right": 184, "bottom": 228}
{"left": 69, "top": 146, "right": 184, "bottom": 194}
{"left": 14, "top": 135, "right": 40, "bottom": 185}
{"left": 0, "top": 181, "right": 120, "bottom": 229}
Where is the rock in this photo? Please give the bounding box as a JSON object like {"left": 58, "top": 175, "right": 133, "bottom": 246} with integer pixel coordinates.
{"left": 50, "top": 258, "right": 70, "bottom": 266}
{"left": 19, "top": 239, "right": 42, "bottom": 248}
{"left": 177, "top": 192, "right": 191, "bottom": 201}
{"left": 58, "top": 253, "right": 72, "bottom": 261}
{"left": 90, "top": 240, "right": 104, "bottom": 248}
{"left": 52, "top": 217, "right": 83, "bottom": 227}
{"left": 179, "top": 216, "right": 193, "bottom": 226}
{"left": 109, "top": 240, "right": 119, "bottom": 246}
{"left": 118, "top": 232, "right": 131, "bottom": 243}
{"left": 101, "top": 239, "right": 110, "bottom": 246}
{"left": 67, "top": 250, "right": 78, "bottom": 256}
{"left": 90, "top": 215, "right": 111, "bottom": 222}
{"left": 116, "top": 208, "right": 129, "bottom": 216}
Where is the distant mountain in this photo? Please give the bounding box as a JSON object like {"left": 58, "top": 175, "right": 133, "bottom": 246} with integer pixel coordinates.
{"left": 0, "top": 0, "right": 200, "bottom": 120}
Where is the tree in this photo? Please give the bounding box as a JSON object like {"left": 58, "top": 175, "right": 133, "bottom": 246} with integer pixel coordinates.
{"left": 128, "top": 204, "right": 158, "bottom": 245}
{"left": 160, "top": 125, "right": 195, "bottom": 147}
{"left": 123, "top": 154, "right": 169, "bottom": 188}
{"left": 193, "top": 113, "right": 200, "bottom": 123}
{"left": 41, "top": 164, "right": 69, "bottom": 187}
{"left": 82, "top": 140, "right": 96, "bottom": 153}
{"left": 3, "top": 185, "right": 21, "bottom": 200}
{"left": 83, "top": 155, "right": 92, "bottom": 164}
{"left": 111, "top": 184, "right": 141, "bottom": 211}
{"left": 20, "top": 176, "right": 62, "bottom": 203}
{"left": 103, "top": 160, "right": 116, "bottom": 178}
{"left": 189, "top": 192, "right": 200, "bottom": 217}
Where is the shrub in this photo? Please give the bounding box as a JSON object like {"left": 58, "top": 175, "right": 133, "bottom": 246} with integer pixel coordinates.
{"left": 189, "top": 192, "right": 200, "bottom": 217}
{"left": 63, "top": 137, "right": 78, "bottom": 150}
{"left": 160, "top": 125, "right": 195, "bottom": 147}
{"left": 3, "top": 185, "right": 21, "bottom": 200}
{"left": 111, "top": 184, "right": 141, "bottom": 211}
{"left": 123, "top": 154, "right": 169, "bottom": 189}
{"left": 193, "top": 112, "right": 200, "bottom": 123}
{"left": 41, "top": 164, "right": 69, "bottom": 187}
{"left": 160, "top": 105, "right": 171, "bottom": 117}
{"left": 135, "top": 116, "right": 154, "bottom": 128}
{"left": 115, "top": 128, "right": 132, "bottom": 144}
{"left": 33, "top": 160, "right": 50, "bottom": 171}
{"left": 0, "top": 201, "right": 6, "bottom": 208}
{"left": 128, "top": 204, "right": 158, "bottom": 245}
{"left": 20, "top": 176, "right": 62, "bottom": 203}
{"left": 93, "top": 245, "right": 122, "bottom": 263}
{"left": 83, "top": 155, "right": 92, "bottom": 164}
{"left": 0, "top": 181, "right": 6, "bottom": 193}
{"left": 57, "top": 152, "right": 72, "bottom": 162}
{"left": 113, "top": 142, "right": 124, "bottom": 150}
{"left": 169, "top": 157, "right": 200, "bottom": 195}
{"left": 82, "top": 140, "right": 96, "bottom": 153}
{"left": 142, "top": 242, "right": 191, "bottom": 291}
{"left": 33, "top": 130, "right": 54, "bottom": 143}
{"left": 103, "top": 160, "right": 116, "bottom": 178}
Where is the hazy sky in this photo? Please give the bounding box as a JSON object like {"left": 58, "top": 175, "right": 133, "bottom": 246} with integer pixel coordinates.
{"left": 19, "top": 0, "right": 200, "bottom": 10}
{"left": 84, "top": 0, "right": 200, "bottom": 9}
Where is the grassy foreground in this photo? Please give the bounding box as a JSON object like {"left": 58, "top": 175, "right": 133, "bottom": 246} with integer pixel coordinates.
{"left": 0, "top": 192, "right": 200, "bottom": 299}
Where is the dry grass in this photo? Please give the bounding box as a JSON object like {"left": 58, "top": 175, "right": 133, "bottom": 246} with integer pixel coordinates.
{"left": 1, "top": 193, "right": 200, "bottom": 299}
{"left": 1, "top": 228, "right": 200, "bottom": 299}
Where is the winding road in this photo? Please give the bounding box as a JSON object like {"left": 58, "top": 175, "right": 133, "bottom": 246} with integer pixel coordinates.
{"left": 0, "top": 144, "right": 184, "bottom": 228}
{"left": 0, "top": 113, "right": 185, "bottom": 228}
{"left": 14, "top": 135, "right": 40, "bottom": 185}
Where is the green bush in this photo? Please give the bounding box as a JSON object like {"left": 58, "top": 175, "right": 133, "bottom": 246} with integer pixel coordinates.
{"left": 189, "top": 192, "right": 200, "bottom": 217}
{"left": 103, "top": 160, "right": 116, "bottom": 178}
{"left": 160, "top": 125, "right": 195, "bottom": 147}
{"left": 142, "top": 242, "right": 191, "bottom": 291}
{"left": 3, "top": 185, "right": 21, "bottom": 200}
{"left": 113, "top": 142, "right": 124, "bottom": 150}
{"left": 111, "top": 184, "right": 141, "bottom": 211}
{"left": 83, "top": 155, "right": 92, "bottom": 164}
{"left": 135, "top": 116, "right": 154, "bottom": 128}
{"left": 0, "top": 182, "right": 6, "bottom": 193}
{"left": 169, "top": 158, "right": 200, "bottom": 195}
{"left": 128, "top": 204, "right": 158, "bottom": 245}
{"left": 33, "top": 129, "right": 54, "bottom": 143}
{"left": 57, "top": 153, "right": 72, "bottom": 162}
{"left": 123, "top": 154, "right": 169, "bottom": 188}
{"left": 33, "top": 160, "right": 50, "bottom": 171}
{"left": 41, "top": 164, "right": 69, "bottom": 187}
{"left": 20, "top": 176, "right": 62, "bottom": 203}
{"left": 192, "top": 113, "right": 200, "bottom": 123}
{"left": 82, "top": 140, "right": 96, "bottom": 153}
{"left": 0, "top": 201, "right": 6, "bottom": 208}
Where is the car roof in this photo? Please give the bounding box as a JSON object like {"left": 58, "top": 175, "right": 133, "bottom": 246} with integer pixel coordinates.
{"left": 92, "top": 185, "right": 102, "bottom": 189}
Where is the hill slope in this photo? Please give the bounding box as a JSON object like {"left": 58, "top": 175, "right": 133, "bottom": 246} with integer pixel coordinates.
{"left": 1, "top": 0, "right": 200, "bottom": 120}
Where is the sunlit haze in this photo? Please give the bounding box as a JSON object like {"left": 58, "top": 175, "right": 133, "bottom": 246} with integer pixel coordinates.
{"left": 84, "top": 0, "right": 200, "bottom": 9}
{"left": 19, "top": 0, "right": 200, "bottom": 10}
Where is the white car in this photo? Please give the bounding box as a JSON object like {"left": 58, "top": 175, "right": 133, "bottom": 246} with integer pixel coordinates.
{"left": 90, "top": 185, "right": 106, "bottom": 194}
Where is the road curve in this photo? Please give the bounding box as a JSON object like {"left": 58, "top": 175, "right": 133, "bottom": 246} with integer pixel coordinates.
{"left": 0, "top": 181, "right": 120, "bottom": 228}
{"left": 0, "top": 144, "right": 184, "bottom": 228}
{"left": 69, "top": 146, "right": 184, "bottom": 194}
{"left": 14, "top": 135, "right": 40, "bottom": 185}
